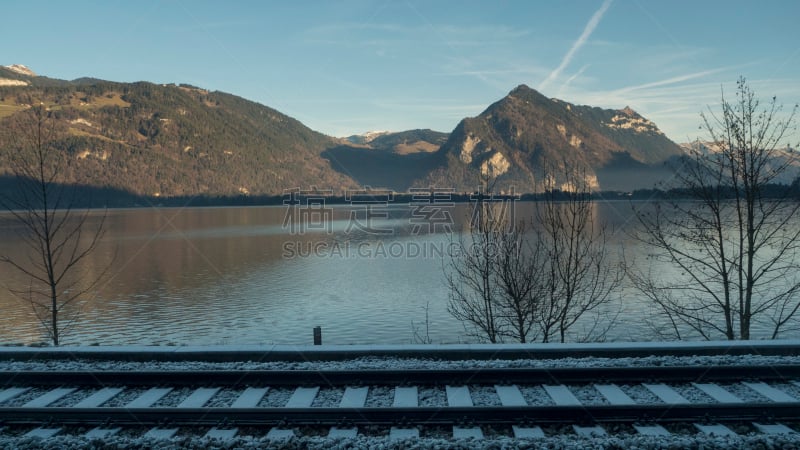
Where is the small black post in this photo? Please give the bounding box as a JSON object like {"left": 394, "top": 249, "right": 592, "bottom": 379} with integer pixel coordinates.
{"left": 313, "top": 326, "right": 322, "bottom": 345}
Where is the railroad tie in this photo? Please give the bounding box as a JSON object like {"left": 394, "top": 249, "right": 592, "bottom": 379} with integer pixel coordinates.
{"left": 266, "top": 428, "right": 295, "bottom": 440}
{"left": 543, "top": 385, "right": 581, "bottom": 406}
{"left": 494, "top": 385, "right": 527, "bottom": 406}
{"left": 445, "top": 385, "right": 472, "bottom": 407}
{"left": 339, "top": 387, "right": 368, "bottom": 408}
{"left": 85, "top": 427, "right": 121, "bottom": 439}
{"left": 0, "top": 388, "right": 29, "bottom": 404}
{"left": 594, "top": 384, "right": 635, "bottom": 405}
{"left": 642, "top": 384, "right": 689, "bottom": 404}
{"left": 328, "top": 427, "right": 358, "bottom": 438}
{"left": 694, "top": 423, "right": 737, "bottom": 437}
{"left": 205, "top": 428, "right": 238, "bottom": 440}
{"left": 23, "top": 428, "right": 61, "bottom": 439}
{"left": 389, "top": 427, "right": 419, "bottom": 441}
{"left": 692, "top": 383, "right": 742, "bottom": 403}
{"left": 742, "top": 382, "right": 797, "bottom": 402}
{"left": 393, "top": 386, "right": 418, "bottom": 407}
{"left": 230, "top": 387, "right": 269, "bottom": 408}
{"left": 143, "top": 428, "right": 179, "bottom": 439}
{"left": 573, "top": 425, "right": 607, "bottom": 437}
{"left": 177, "top": 387, "right": 219, "bottom": 408}
{"left": 23, "top": 388, "right": 75, "bottom": 408}
{"left": 633, "top": 425, "right": 671, "bottom": 436}
{"left": 512, "top": 425, "right": 545, "bottom": 438}
{"left": 285, "top": 386, "right": 319, "bottom": 408}
{"left": 752, "top": 423, "right": 797, "bottom": 435}
{"left": 74, "top": 387, "right": 124, "bottom": 408}
{"left": 126, "top": 388, "right": 172, "bottom": 408}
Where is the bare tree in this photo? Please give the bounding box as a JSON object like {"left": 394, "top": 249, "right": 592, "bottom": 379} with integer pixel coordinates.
{"left": 444, "top": 176, "right": 506, "bottom": 343}
{"left": 630, "top": 77, "right": 800, "bottom": 340}
{"left": 537, "top": 164, "right": 622, "bottom": 343}
{"left": 445, "top": 165, "right": 620, "bottom": 344}
{"left": 0, "top": 104, "right": 110, "bottom": 345}
{"left": 494, "top": 219, "right": 547, "bottom": 343}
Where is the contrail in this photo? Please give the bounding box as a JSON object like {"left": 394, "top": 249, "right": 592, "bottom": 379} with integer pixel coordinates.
{"left": 540, "top": 0, "right": 612, "bottom": 92}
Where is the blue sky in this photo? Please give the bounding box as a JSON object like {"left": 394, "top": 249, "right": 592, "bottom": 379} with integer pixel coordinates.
{"left": 4, "top": 0, "right": 799, "bottom": 142}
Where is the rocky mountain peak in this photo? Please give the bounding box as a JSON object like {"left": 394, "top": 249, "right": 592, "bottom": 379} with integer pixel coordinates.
{"left": 3, "top": 64, "right": 36, "bottom": 77}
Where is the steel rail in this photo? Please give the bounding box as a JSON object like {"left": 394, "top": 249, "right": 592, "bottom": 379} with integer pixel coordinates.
{"left": 1, "top": 365, "right": 799, "bottom": 387}
{"left": 0, "top": 404, "right": 797, "bottom": 426}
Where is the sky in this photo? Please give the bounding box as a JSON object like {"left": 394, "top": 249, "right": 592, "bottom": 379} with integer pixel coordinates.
{"left": 3, "top": 0, "right": 799, "bottom": 143}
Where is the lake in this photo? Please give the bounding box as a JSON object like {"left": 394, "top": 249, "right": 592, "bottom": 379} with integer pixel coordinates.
{"left": 0, "top": 201, "right": 792, "bottom": 345}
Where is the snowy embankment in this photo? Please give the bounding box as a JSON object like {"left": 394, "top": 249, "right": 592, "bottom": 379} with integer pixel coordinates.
{"left": 2, "top": 433, "right": 799, "bottom": 450}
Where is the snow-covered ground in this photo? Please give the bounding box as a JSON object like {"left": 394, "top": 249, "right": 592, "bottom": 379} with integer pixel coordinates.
{"left": 3, "top": 353, "right": 800, "bottom": 372}
{"left": 2, "top": 432, "right": 799, "bottom": 450}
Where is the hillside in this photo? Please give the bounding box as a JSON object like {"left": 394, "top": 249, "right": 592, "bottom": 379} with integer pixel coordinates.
{"left": 323, "top": 129, "right": 448, "bottom": 191}
{"left": 0, "top": 72, "right": 356, "bottom": 197}
{"left": 1, "top": 69, "right": 692, "bottom": 198}
{"left": 419, "top": 85, "right": 685, "bottom": 192}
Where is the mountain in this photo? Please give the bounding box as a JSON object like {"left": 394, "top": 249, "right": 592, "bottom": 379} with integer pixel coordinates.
{"left": 1, "top": 68, "right": 690, "bottom": 199}
{"left": 323, "top": 129, "right": 448, "bottom": 191}
{"left": 418, "top": 84, "right": 685, "bottom": 192}
{"left": 0, "top": 69, "right": 357, "bottom": 197}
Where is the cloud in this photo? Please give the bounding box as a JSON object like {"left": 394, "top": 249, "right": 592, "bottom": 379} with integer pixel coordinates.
{"left": 611, "top": 67, "right": 732, "bottom": 94}
{"left": 539, "top": 0, "right": 612, "bottom": 92}
{"left": 557, "top": 64, "right": 590, "bottom": 97}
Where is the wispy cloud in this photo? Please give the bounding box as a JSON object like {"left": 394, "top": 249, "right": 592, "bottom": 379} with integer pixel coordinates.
{"left": 611, "top": 67, "right": 732, "bottom": 94}
{"left": 557, "top": 64, "right": 590, "bottom": 97}
{"left": 540, "top": 0, "right": 612, "bottom": 92}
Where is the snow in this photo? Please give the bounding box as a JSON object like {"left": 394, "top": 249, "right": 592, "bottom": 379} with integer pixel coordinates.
{"left": 3, "top": 64, "right": 36, "bottom": 76}
{"left": 2, "top": 429, "right": 800, "bottom": 448}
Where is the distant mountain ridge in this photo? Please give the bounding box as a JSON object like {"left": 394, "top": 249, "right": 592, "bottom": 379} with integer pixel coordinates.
{"left": 413, "top": 84, "right": 685, "bottom": 192}
{"left": 2, "top": 67, "right": 691, "bottom": 197}
{"left": 0, "top": 67, "right": 357, "bottom": 196}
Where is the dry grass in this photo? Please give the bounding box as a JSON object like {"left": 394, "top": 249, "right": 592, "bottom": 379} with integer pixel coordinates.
{"left": 394, "top": 140, "right": 440, "bottom": 155}
{"left": 70, "top": 91, "right": 130, "bottom": 108}
{"left": 0, "top": 103, "right": 25, "bottom": 118}
{"left": 67, "top": 127, "right": 129, "bottom": 146}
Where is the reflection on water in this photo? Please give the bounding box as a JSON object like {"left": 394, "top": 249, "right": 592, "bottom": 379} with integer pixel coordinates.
{"left": 0, "top": 203, "right": 789, "bottom": 345}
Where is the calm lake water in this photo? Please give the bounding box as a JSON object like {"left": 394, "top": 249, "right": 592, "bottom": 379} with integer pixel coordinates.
{"left": 0, "top": 202, "right": 791, "bottom": 345}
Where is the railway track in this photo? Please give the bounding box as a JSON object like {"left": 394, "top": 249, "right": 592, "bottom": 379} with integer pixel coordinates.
{"left": 1, "top": 364, "right": 799, "bottom": 442}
